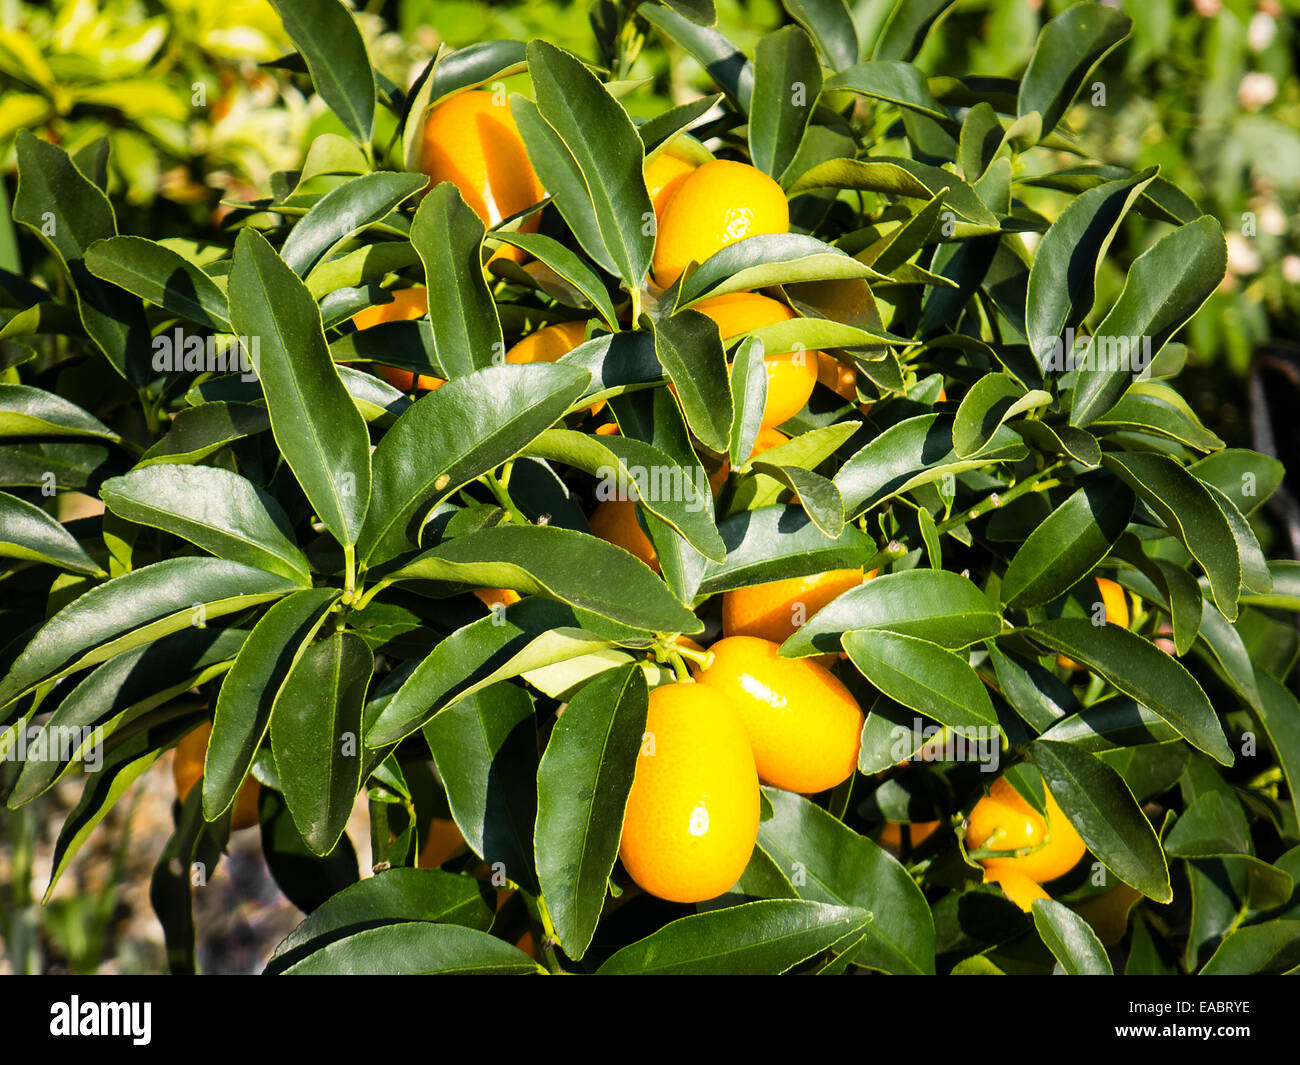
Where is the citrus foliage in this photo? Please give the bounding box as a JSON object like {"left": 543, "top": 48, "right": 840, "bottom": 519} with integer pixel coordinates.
{"left": 3, "top": 0, "right": 1300, "bottom": 976}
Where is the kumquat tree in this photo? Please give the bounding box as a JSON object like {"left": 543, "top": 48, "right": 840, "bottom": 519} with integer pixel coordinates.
{"left": 2, "top": 0, "right": 1300, "bottom": 982}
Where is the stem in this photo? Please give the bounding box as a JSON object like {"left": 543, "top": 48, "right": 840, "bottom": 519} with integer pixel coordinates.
{"left": 485, "top": 471, "right": 529, "bottom": 524}
{"left": 667, "top": 650, "right": 691, "bottom": 682}
{"left": 934, "top": 461, "right": 1064, "bottom": 536}
{"left": 343, "top": 544, "right": 357, "bottom": 602}
{"left": 534, "top": 894, "right": 564, "bottom": 974}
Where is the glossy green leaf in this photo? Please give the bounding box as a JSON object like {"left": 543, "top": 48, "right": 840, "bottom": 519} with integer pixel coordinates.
{"left": 410, "top": 182, "right": 504, "bottom": 377}
{"left": 1103, "top": 451, "right": 1240, "bottom": 621}
{"left": 270, "top": 630, "right": 371, "bottom": 855}
{"left": 756, "top": 788, "right": 935, "bottom": 973}
{"left": 640, "top": 4, "right": 753, "bottom": 111}
{"left": 749, "top": 460, "right": 844, "bottom": 538}
{"left": 267, "top": 867, "right": 494, "bottom": 974}
{"left": 101, "top": 465, "right": 310, "bottom": 585}
{"left": 280, "top": 172, "right": 425, "bottom": 276}
{"left": 0, "top": 384, "right": 115, "bottom": 442}
{"left": 13, "top": 132, "right": 150, "bottom": 384}
{"left": 522, "top": 427, "right": 724, "bottom": 561}
{"left": 1189, "top": 449, "right": 1284, "bottom": 517}
{"left": 535, "top": 665, "right": 648, "bottom": 960}
{"left": 424, "top": 681, "right": 538, "bottom": 893}
{"left": 494, "top": 232, "right": 619, "bottom": 329}
{"left": 1028, "top": 739, "right": 1171, "bottom": 902}
{"left": 280, "top": 921, "right": 540, "bottom": 975}
{"left": 1071, "top": 217, "right": 1227, "bottom": 426}
{"left": 729, "top": 335, "right": 768, "bottom": 468}
{"left": 527, "top": 40, "right": 653, "bottom": 289}
{"left": 0, "top": 490, "right": 103, "bottom": 575}
{"left": 1032, "top": 898, "right": 1113, "bottom": 975}
{"left": 0, "top": 558, "right": 297, "bottom": 711}
{"left": 358, "top": 364, "right": 588, "bottom": 565}
{"left": 1090, "top": 382, "right": 1225, "bottom": 452}
{"left": 598, "top": 899, "right": 870, "bottom": 974}
{"left": 952, "top": 373, "right": 1049, "bottom": 457}
{"left": 843, "top": 629, "right": 997, "bottom": 729}
{"left": 1199, "top": 920, "right": 1300, "bottom": 976}
{"left": 676, "top": 234, "right": 884, "bottom": 309}
{"left": 750, "top": 25, "right": 822, "bottom": 181}
{"left": 1002, "top": 478, "right": 1134, "bottom": 608}
{"left": 698, "top": 505, "right": 873, "bottom": 595}
{"left": 650, "top": 308, "right": 733, "bottom": 453}
{"left": 1040, "top": 697, "right": 1180, "bottom": 752}
{"left": 784, "top": 0, "right": 858, "bottom": 70}
{"left": 1026, "top": 169, "right": 1155, "bottom": 373}
{"left": 824, "top": 62, "right": 953, "bottom": 126}
{"left": 378, "top": 525, "right": 701, "bottom": 634}
{"left": 269, "top": 0, "right": 375, "bottom": 141}
{"left": 784, "top": 569, "right": 1001, "bottom": 656}
{"left": 1018, "top": 3, "right": 1131, "bottom": 135}
{"left": 205, "top": 589, "right": 339, "bottom": 821}
{"left": 986, "top": 643, "right": 1080, "bottom": 733}
{"left": 1026, "top": 618, "right": 1231, "bottom": 765}
{"left": 83, "top": 235, "right": 230, "bottom": 331}
{"left": 228, "top": 228, "right": 372, "bottom": 550}
{"left": 138, "top": 402, "right": 269, "bottom": 466}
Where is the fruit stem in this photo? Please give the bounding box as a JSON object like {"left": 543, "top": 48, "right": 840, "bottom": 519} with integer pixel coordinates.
{"left": 485, "top": 470, "right": 529, "bottom": 525}
{"left": 667, "top": 650, "right": 691, "bottom": 682}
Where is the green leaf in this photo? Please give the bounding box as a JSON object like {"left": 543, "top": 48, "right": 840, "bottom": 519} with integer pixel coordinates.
{"left": 0, "top": 559, "right": 297, "bottom": 711}
{"left": 364, "top": 599, "right": 603, "bottom": 747}
{"left": 957, "top": 101, "right": 1002, "bottom": 183}
{"left": 750, "top": 25, "right": 822, "bottom": 181}
{"left": 269, "top": 0, "right": 375, "bottom": 142}
{"left": 0, "top": 490, "right": 103, "bottom": 575}
{"left": 280, "top": 921, "right": 541, "bottom": 975}
{"left": 698, "top": 504, "right": 873, "bottom": 596}
{"left": 378, "top": 525, "right": 702, "bottom": 634}
{"left": 951, "top": 372, "right": 1049, "bottom": 457}
{"left": 493, "top": 232, "right": 619, "bottom": 330}
{"left": 650, "top": 308, "right": 733, "bottom": 453}
{"left": 729, "top": 336, "right": 768, "bottom": 468}
{"left": 843, "top": 629, "right": 997, "bottom": 729}
{"left": 1027, "top": 739, "right": 1171, "bottom": 902}
{"left": 258, "top": 787, "right": 359, "bottom": 912}
{"left": 535, "top": 665, "right": 648, "bottom": 960}
{"left": 1031, "top": 898, "right": 1113, "bottom": 974}
{"left": 1189, "top": 448, "right": 1284, "bottom": 517}
{"left": 1017, "top": 165, "right": 1199, "bottom": 226}
{"left": 676, "top": 234, "right": 883, "bottom": 308}
{"left": 784, "top": 0, "right": 858, "bottom": 70}
{"left": 358, "top": 364, "right": 588, "bottom": 565}
{"left": 270, "top": 630, "right": 371, "bottom": 854}
{"left": 12, "top": 132, "right": 150, "bottom": 384}
{"left": 1026, "top": 169, "right": 1156, "bottom": 373}
{"left": 522, "top": 427, "right": 724, "bottom": 562}
{"left": 424, "top": 682, "right": 538, "bottom": 893}
{"left": 0, "top": 441, "right": 114, "bottom": 491}
{"left": 639, "top": 4, "right": 754, "bottom": 111}
{"left": 280, "top": 173, "right": 426, "bottom": 277}
{"left": 0, "top": 384, "right": 115, "bottom": 442}
{"left": 101, "top": 466, "right": 311, "bottom": 585}
{"left": 1001, "top": 478, "right": 1134, "bottom": 608}
{"left": 872, "top": 0, "right": 956, "bottom": 61}
{"left": 785, "top": 157, "right": 932, "bottom": 199}
{"left": 783, "top": 569, "right": 1001, "bottom": 656}
{"left": 138, "top": 402, "right": 269, "bottom": 466}
{"left": 1071, "top": 217, "right": 1227, "bottom": 426}
{"left": 205, "top": 589, "right": 339, "bottom": 821}
{"left": 526, "top": 40, "right": 654, "bottom": 289}
{"left": 1102, "top": 451, "right": 1240, "bottom": 621}
{"left": 410, "top": 183, "right": 504, "bottom": 377}
{"left": 267, "top": 867, "right": 494, "bottom": 974}
{"left": 1199, "top": 921, "right": 1300, "bottom": 976}
{"left": 1025, "top": 618, "right": 1231, "bottom": 765}
{"left": 835, "top": 414, "right": 1027, "bottom": 519}
{"left": 228, "top": 228, "right": 372, "bottom": 550}
{"left": 83, "top": 235, "right": 230, "bottom": 331}
{"left": 756, "top": 788, "right": 935, "bottom": 973}
{"left": 1254, "top": 672, "right": 1300, "bottom": 834}
{"left": 1090, "top": 382, "right": 1225, "bottom": 452}
{"left": 597, "top": 899, "right": 870, "bottom": 974}
{"left": 986, "top": 642, "right": 1080, "bottom": 733}
{"left": 749, "top": 460, "right": 844, "bottom": 538}
{"left": 1040, "top": 697, "right": 1180, "bottom": 752}
{"left": 824, "top": 62, "right": 953, "bottom": 126}
{"left": 1018, "top": 3, "right": 1131, "bottom": 136}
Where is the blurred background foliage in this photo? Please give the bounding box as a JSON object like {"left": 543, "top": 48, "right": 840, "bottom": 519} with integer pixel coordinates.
{"left": 1, "top": 0, "right": 1298, "bottom": 973}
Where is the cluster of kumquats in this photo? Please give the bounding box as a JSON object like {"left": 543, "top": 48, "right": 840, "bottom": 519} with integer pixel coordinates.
{"left": 174, "top": 86, "right": 1131, "bottom": 922}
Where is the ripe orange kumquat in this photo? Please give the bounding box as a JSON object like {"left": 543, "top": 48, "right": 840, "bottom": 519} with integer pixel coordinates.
{"left": 697, "top": 636, "right": 864, "bottom": 795}
{"left": 419, "top": 90, "right": 545, "bottom": 264}
{"left": 589, "top": 500, "right": 658, "bottom": 571}
{"left": 618, "top": 682, "right": 760, "bottom": 903}
{"left": 721, "top": 567, "right": 875, "bottom": 645}
{"left": 965, "top": 775, "right": 1086, "bottom": 909}
{"left": 694, "top": 292, "right": 818, "bottom": 429}
{"left": 652, "top": 159, "right": 789, "bottom": 287}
